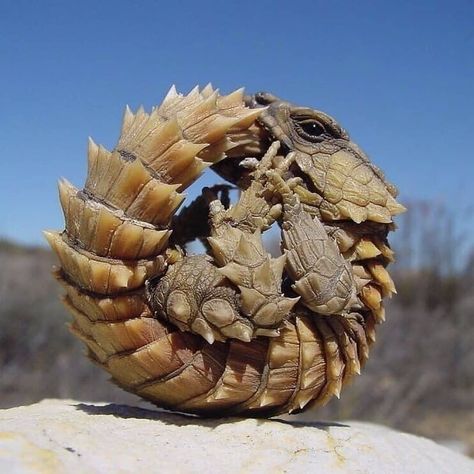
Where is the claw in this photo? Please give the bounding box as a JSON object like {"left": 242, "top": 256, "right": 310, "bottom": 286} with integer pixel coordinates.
{"left": 192, "top": 318, "right": 216, "bottom": 344}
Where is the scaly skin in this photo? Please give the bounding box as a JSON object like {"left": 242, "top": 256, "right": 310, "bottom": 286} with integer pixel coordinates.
{"left": 46, "top": 85, "right": 405, "bottom": 417}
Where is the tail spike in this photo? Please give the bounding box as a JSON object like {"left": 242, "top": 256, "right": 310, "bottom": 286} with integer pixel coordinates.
{"left": 201, "top": 83, "right": 215, "bottom": 98}
{"left": 217, "top": 87, "right": 245, "bottom": 110}
{"left": 121, "top": 105, "right": 135, "bottom": 136}
{"left": 162, "top": 84, "right": 179, "bottom": 104}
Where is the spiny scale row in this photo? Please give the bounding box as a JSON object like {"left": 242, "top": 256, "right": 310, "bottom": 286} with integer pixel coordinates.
{"left": 44, "top": 232, "right": 165, "bottom": 294}
{"left": 58, "top": 178, "right": 171, "bottom": 260}
{"left": 85, "top": 142, "right": 184, "bottom": 226}
{"left": 117, "top": 85, "right": 262, "bottom": 188}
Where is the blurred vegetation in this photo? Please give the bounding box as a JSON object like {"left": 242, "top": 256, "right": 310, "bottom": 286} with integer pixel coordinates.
{"left": 0, "top": 201, "right": 473, "bottom": 454}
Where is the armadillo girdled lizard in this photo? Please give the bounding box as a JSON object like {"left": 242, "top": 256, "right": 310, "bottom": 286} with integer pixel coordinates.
{"left": 45, "top": 85, "right": 405, "bottom": 417}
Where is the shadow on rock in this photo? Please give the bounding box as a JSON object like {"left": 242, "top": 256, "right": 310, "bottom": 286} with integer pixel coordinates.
{"left": 272, "top": 418, "right": 350, "bottom": 430}
{"left": 74, "top": 402, "right": 350, "bottom": 430}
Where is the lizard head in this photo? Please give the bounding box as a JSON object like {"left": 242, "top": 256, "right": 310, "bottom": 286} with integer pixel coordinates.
{"left": 217, "top": 92, "right": 406, "bottom": 224}
{"left": 250, "top": 92, "right": 406, "bottom": 224}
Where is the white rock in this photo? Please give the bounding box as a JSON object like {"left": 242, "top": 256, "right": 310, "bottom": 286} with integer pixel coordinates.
{"left": 0, "top": 399, "right": 472, "bottom": 473}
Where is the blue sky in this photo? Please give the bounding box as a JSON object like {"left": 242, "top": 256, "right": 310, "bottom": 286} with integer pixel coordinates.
{"left": 0, "top": 0, "right": 473, "bottom": 245}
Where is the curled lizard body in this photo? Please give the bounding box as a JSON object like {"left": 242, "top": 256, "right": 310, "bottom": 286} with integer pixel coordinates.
{"left": 46, "top": 85, "right": 405, "bottom": 417}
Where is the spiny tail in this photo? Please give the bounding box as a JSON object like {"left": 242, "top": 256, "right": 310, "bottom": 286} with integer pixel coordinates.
{"left": 44, "top": 85, "right": 264, "bottom": 405}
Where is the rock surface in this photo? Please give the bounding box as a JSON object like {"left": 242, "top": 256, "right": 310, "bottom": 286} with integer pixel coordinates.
{"left": 0, "top": 399, "right": 472, "bottom": 473}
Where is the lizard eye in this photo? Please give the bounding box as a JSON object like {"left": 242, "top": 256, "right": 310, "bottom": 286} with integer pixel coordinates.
{"left": 300, "top": 120, "right": 325, "bottom": 136}
{"left": 293, "top": 118, "right": 326, "bottom": 142}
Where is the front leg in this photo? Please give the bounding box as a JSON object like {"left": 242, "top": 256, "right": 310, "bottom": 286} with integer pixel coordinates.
{"left": 267, "top": 170, "right": 357, "bottom": 315}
